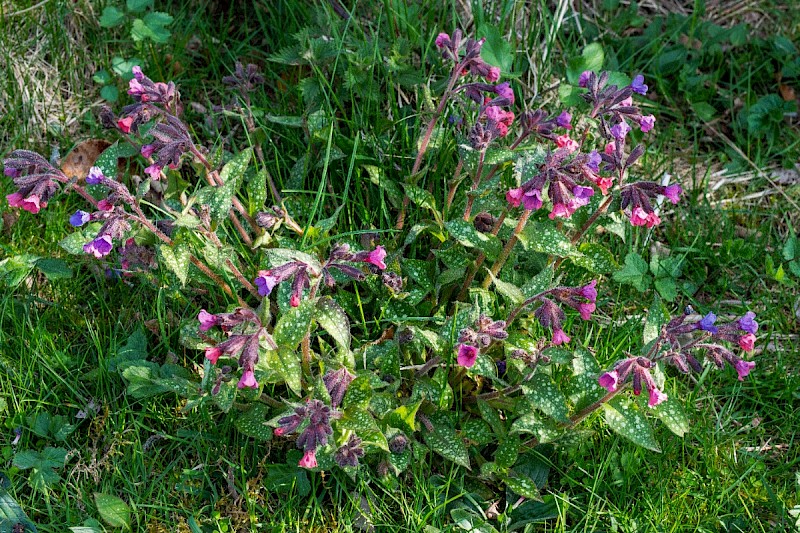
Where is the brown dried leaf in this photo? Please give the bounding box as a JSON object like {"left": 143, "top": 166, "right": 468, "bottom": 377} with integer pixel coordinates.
{"left": 779, "top": 84, "right": 796, "bottom": 102}
{"left": 60, "top": 139, "right": 111, "bottom": 180}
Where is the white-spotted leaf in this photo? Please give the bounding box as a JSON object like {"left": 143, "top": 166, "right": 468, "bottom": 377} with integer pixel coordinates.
{"left": 602, "top": 397, "right": 661, "bottom": 452}
{"left": 523, "top": 374, "right": 570, "bottom": 423}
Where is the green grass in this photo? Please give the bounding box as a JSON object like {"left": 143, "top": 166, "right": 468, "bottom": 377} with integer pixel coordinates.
{"left": 1, "top": 0, "right": 799, "bottom": 531}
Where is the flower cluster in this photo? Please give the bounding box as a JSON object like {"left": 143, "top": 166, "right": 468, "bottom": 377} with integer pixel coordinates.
{"left": 117, "top": 66, "right": 178, "bottom": 134}
{"left": 456, "top": 314, "right": 509, "bottom": 368}
{"left": 434, "top": 30, "right": 500, "bottom": 82}
{"left": 598, "top": 356, "right": 668, "bottom": 407}
{"left": 198, "top": 307, "right": 276, "bottom": 389}
{"left": 139, "top": 114, "right": 194, "bottom": 180}
{"left": 4, "top": 149, "right": 68, "bottom": 214}
{"left": 530, "top": 281, "right": 598, "bottom": 345}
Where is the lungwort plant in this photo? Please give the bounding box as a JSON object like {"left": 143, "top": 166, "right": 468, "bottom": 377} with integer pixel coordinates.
{"left": 3, "top": 27, "right": 759, "bottom": 513}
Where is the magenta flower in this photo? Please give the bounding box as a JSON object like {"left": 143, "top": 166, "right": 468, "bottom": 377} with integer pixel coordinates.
{"left": 254, "top": 273, "right": 278, "bottom": 296}
{"left": 205, "top": 346, "right": 222, "bottom": 364}
{"left": 522, "top": 189, "right": 543, "bottom": 210}
{"left": 734, "top": 359, "right": 755, "bottom": 380}
{"left": 494, "top": 82, "right": 514, "bottom": 102}
{"left": 435, "top": 32, "right": 450, "bottom": 48}
{"left": 141, "top": 144, "right": 156, "bottom": 158}
{"left": 555, "top": 134, "right": 579, "bottom": 153}
{"left": 604, "top": 142, "right": 616, "bottom": 155}
{"left": 97, "top": 199, "right": 113, "bottom": 211}
{"left": 639, "top": 114, "right": 656, "bottom": 133}
{"left": 128, "top": 77, "right": 146, "bottom": 97}
{"left": 366, "top": 246, "right": 387, "bottom": 270}
{"left": 552, "top": 328, "right": 570, "bottom": 345}
{"left": 486, "top": 66, "right": 501, "bottom": 82}
{"left": 556, "top": 111, "right": 572, "bottom": 130}
{"left": 198, "top": 310, "right": 219, "bottom": 332}
{"left": 629, "top": 207, "right": 660, "bottom": 228}
{"left": 598, "top": 370, "right": 619, "bottom": 392}
{"left": 83, "top": 235, "right": 113, "bottom": 258}
{"left": 663, "top": 184, "right": 682, "bottom": 204}
{"left": 579, "top": 280, "right": 598, "bottom": 302}
{"left": 698, "top": 312, "right": 718, "bottom": 334}
{"left": 144, "top": 164, "right": 161, "bottom": 180}
{"left": 578, "top": 70, "right": 592, "bottom": 88}
{"left": 611, "top": 120, "right": 631, "bottom": 140}
{"left": 117, "top": 116, "right": 134, "bottom": 133}
{"left": 739, "top": 311, "right": 758, "bottom": 334}
{"left": 578, "top": 302, "right": 596, "bottom": 320}
{"left": 237, "top": 369, "right": 258, "bottom": 389}
{"left": 648, "top": 387, "right": 668, "bottom": 407}
{"left": 132, "top": 65, "right": 144, "bottom": 80}
{"left": 457, "top": 344, "right": 479, "bottom": 368}
{"left": 549, "top": 202, "right": 572, "bottom": 220}
{"left": 298, "top": 449, "right": 318, "bottom": 469}
{"left": 506, "top": 187, "right": 524, "bottom": 207}
{"left": 630, "top": 74, "right": 648, "bottom": 95}
{"left": 6, "top": 192, "right": 42, "bottom": 214}
{"left": 69, "top": 210, "right": 91, "bottom": 227}
{"left": 738, "top": 333, "right": 756, "bottom": 352}
{"left": 86, "top": 166, "right": 105, "bottom": 184}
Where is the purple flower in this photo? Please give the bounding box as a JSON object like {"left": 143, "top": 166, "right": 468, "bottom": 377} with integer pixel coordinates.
{"left": 571, "top": 185, "right": 594, "bottom": 207}
{"left": 734, "top": 359, "right": 755, "bottom": 381}
{"left": 586, "top": 150, "right": 601, "bottom": 173}
{"left": 254, "top": 273, "right": 278, "bottom": 296}
{"left": 83, "top": 235, "right": 113, "bottom": 258}
{"left": 69, "top": 210, "right": 91, "bottom": 227}
{"left": 556, "top": 111, "right": 572, "bottom": 130}
{"left": 552, "top": 328, "right": 570, "bottom": 345}
{"left": 522, "top": 188, "right": 543, "bottom": 210}
{"left": 457, "top": 344, "right": 479, "bottom": 368}
{"left": 86, "top": 166, "right": 104, "bottom": 184}
{"left": 323, "top": 367, "right": 355, "bottom": 408}
{"left": 663, "top": 184, "right": 682, "bottom": 204}
{"left": 486, "top": 66, "right": 501, "bottom": 83}
{"left": 578, "top": 70, "right": 592, "bottom": 88}
{"left": 578, "top": 302, "right": 595, "bottom": 320}
{"left": 141, "top": 144, "right": 156, "bottom": 158}
{"left": 435, "top": 32, "right": 450, "bottom": 48}
{"left": 598, "top": 370, "right": 619, "bottom": 392}
{"left": 698, "top": 312, "right": 718, "bottom": 334}
{"left": 611, "top": 120, "right": 631, "bottom": 140}
{"left": 132, "top": 65, "right": 144, "bottom": 81}
{"left": 639, "top": 114, "right": 655, "bottom": 133}
{"left": 630, "top": 74, "right": 648, "bottom": 95}
{"left": 494, "top": 82, "right": 514, "bottom": 101}
{"left": 198, "top": 310, "right": 219, "bottom": 332}
{"left": 579, "top": 280, "right": 598, "bottom": 302}
{"left": 738, "top": 311, "right": 758, "bottom": 334}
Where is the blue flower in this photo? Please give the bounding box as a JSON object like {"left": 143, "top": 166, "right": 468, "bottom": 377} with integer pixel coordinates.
{"left": 69, "top": 210, "right": 90, "bottom": 227}
{"left": 698, "top": 312, "right": 718, "bottom": 334}
{"left": 630, "top": 74, "right": 648, "bottom": 95}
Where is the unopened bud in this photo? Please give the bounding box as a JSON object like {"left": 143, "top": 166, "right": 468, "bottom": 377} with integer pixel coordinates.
{"left": 389, "top": 434, "right": 409, "bottom": 454}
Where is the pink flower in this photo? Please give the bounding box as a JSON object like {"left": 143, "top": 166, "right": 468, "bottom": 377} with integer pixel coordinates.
{"left": 639, "top": 114, "right": 656, "bottom": 133}
{"left": 435, "top": 33, "right": 450, "bottom": 48}
{"left": 645, "top": 212, "right": 661, "bottom": 227}
{"left": 556, "top": 134, "right": 579, "bottom": 153}
{"left": 506, "top": 187, "right": 524, "bottom": 207}
{"left": 494, "top": 82, "right": 514, "bottom": 102}
{"left": 734, "top": 359, "right": 755, "bottom": 381}
{"left": 367, "top": 246, "right": 387, "bottom": 270}
{"left": 579, "top": 280, "right": 598, "bottom": 302}
{"left": 198, "top": 310, "right": 219, "bottom": 332}
{"left": 595, "top": 177, "right": 614, "bottom": 195}
{"left": 298, "top": 449, "right": 318, "bottom": 469}
{"left": 598, "top": 371, "right": 619, "bottom": 392}
{"left": 205, "top": 346, "right": 222, "bottom": 364}
{"left": 141, "top": 144, "right": 156, "bottom": 158}
{"left": 486, "top": 66, "right": 501, "bottom": 82}
{"left": 128, "top": 78, "right": 146, "bottom": 97}
{"left": 629, "top": 207, "right": 650, "bottom": 227}
{"left": 457, "top": 344, "right": 479, "bottom": 368}
{"left": 648, "top": 387, "right": 668, "bottom": 407}
{"left": 290, "top": 293, "right": 301, "bottom": 308}
{"left": 7, "top": 192, "right": 42, "bottom": 214}
{"left": 738, "top": 333, "right": 756, "bottom": 352}
{"left": 237, "top": 369, "right": 258, "bottom": 389}
{"left": 97, "top": 199, "right": 113, "bottom": 211}
{"left": 485, "top": 106, "right": 514, "bottom": 128}
{"left": 549, "top": 203, "right": 572, "bottom": 220}
{"left": 578, "top": 302, "right": 595, "bottom": 321}
{"left": 552, "top": 328, "right": 570, "bottom": 345}
{"left": 604, "top": 142, "right": 616, "bottom": 155}
{"left": 144, "top": 164, "right": 162, "bottom": 180}
{"left": 117, "top": 116, "right": 134, "bottom": 133}
{"left": 620, "top": 96, "right": 633, "bottom": 107}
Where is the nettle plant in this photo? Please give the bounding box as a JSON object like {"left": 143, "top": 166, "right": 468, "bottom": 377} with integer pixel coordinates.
{"left": 4, "top": 29, "right": 759, "bottom": 509}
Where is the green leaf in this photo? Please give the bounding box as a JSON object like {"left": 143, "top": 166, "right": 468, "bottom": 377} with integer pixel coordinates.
{"left": 274, "top": 299, "right": 315, "bottom": 349}
{"left": 159, "top": 242, "right": 190, "bottom": 286}
{"left": 0, "top": 254, "right": 37, "bottom": 287}
{"left": 643, "top": 293, "right": 668, "bottom": 345}
{"left": 94, "top": 492, "right": 131, "bottom": 529}
{"left": 602, "top": 397, "right": 661, "bottom": 452}
{"left": 613, "top": 252, "right": 651, "bottom": 292}
{"left": 783, "top": 234, "right": 797, "bottom": 261}
{"left": 108, "top": 327, "right": 148, "bottom": 373}
{"left": 505, "top": 475, "right": 542, "bottom": 501}
{"left": 424, "top": 419, "right": 470, "bottom": 469}
{"left": 110, "top": 57, "right": 142, "bottom": 79}
{"left": 461, "top": 418, "right": 493, "bottom": 445}
{"left": 477, "top": 23, "right": 513, "bottom": 72}
{"left": 364, "top": 165, "right": 402, "bottom": 208}
{"left": 520, "top": 266, "right": 554, "bottom": 299}
{"left": 264, "top": 347, "right": 302, "bottom": 397}
{"left": 93, "top": 141, "right": 123, "bottom": 178}
{"left": 509, "top": 411, "right": 561, "bottom": 443}
{"left": 99, "top": 6, "right": 125, "bottom": 27}
{"left": 494, "top": 435, "right": 520, "bottom": 469}
{"left": 566, "top": 42, "right": 605, "bottom": 85}
{"left": 523, "top": 374, "right": 570, "bottom": 423}
{"left": 747, "top": 94, "right": 796, "bottom": 137}
{"left": 205, "top": 148, "right": 252, "bottom": 220}
{"left": 93, "top": 69, "right": 112, "bottom": 84}
{"left": 477, "top": 400, "right": 506, "bottom": 437}
{"left": 100, "top": 85, "right": 119, "bottom": 102}
{"left": 344, "top": 375, "right": 373, "bottom": 409}
{"left": 445, "top": 219, "right": 501, "bottom": 260}
{"left": 339, "top": 408, "right": 388, "bottom": 451}
{"left": 573, "top": 243, "right": 618, "bottom": 273}
{"left": 0, "top": 487, "right": 37, "bottom": 532}
{"left": 654, "top": 277, "right": 677, "bottom": 302}
{"left": 264, "top": 464, "right": 310, "bottom": 497}
{"left": 120, "top": 362, "right": 170, "bottom": 398}
{"left": 126, "top": 0, "right": 153, "bottom": 12}
{"left": 34, "top": 258, "right": 72, "bottom": 280}
{"left": 315, "top": 297, "right": 350, "bottom": 351}
{"left": 385, "top": 400, "right": 421, "bottom": 434}
{"left": 652, "top": 395, "right": 690, "bottom": 437}
{"left": 234, "top": 403, "right": 273, "bottom": 441}
{"left": 519, "top": 222, "right": 581, "bottom": 258}
{"left": 137, "top": 12, "right": 172, "bottom": 43}
{"left": 404, "top": 184, "right": 438, "bottom": 213}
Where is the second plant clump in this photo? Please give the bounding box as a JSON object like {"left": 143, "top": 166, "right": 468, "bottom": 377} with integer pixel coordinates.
{"left": 3, "top": 28, "right": 758, "bottom": 503}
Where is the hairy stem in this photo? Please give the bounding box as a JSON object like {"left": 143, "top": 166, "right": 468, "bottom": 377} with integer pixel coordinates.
{"left": 462, "top": 149, "right": 486, "bottom": 221}
{"left": 480, "top": 209, "right": 531, "bottom": 289}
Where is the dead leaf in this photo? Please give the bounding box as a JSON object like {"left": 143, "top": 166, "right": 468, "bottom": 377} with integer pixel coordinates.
{"left": 60, "top": 139, "right": 111, "bottom": 180}
{"left": 779, "top": 83, "right": 796, "bottom": 102}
